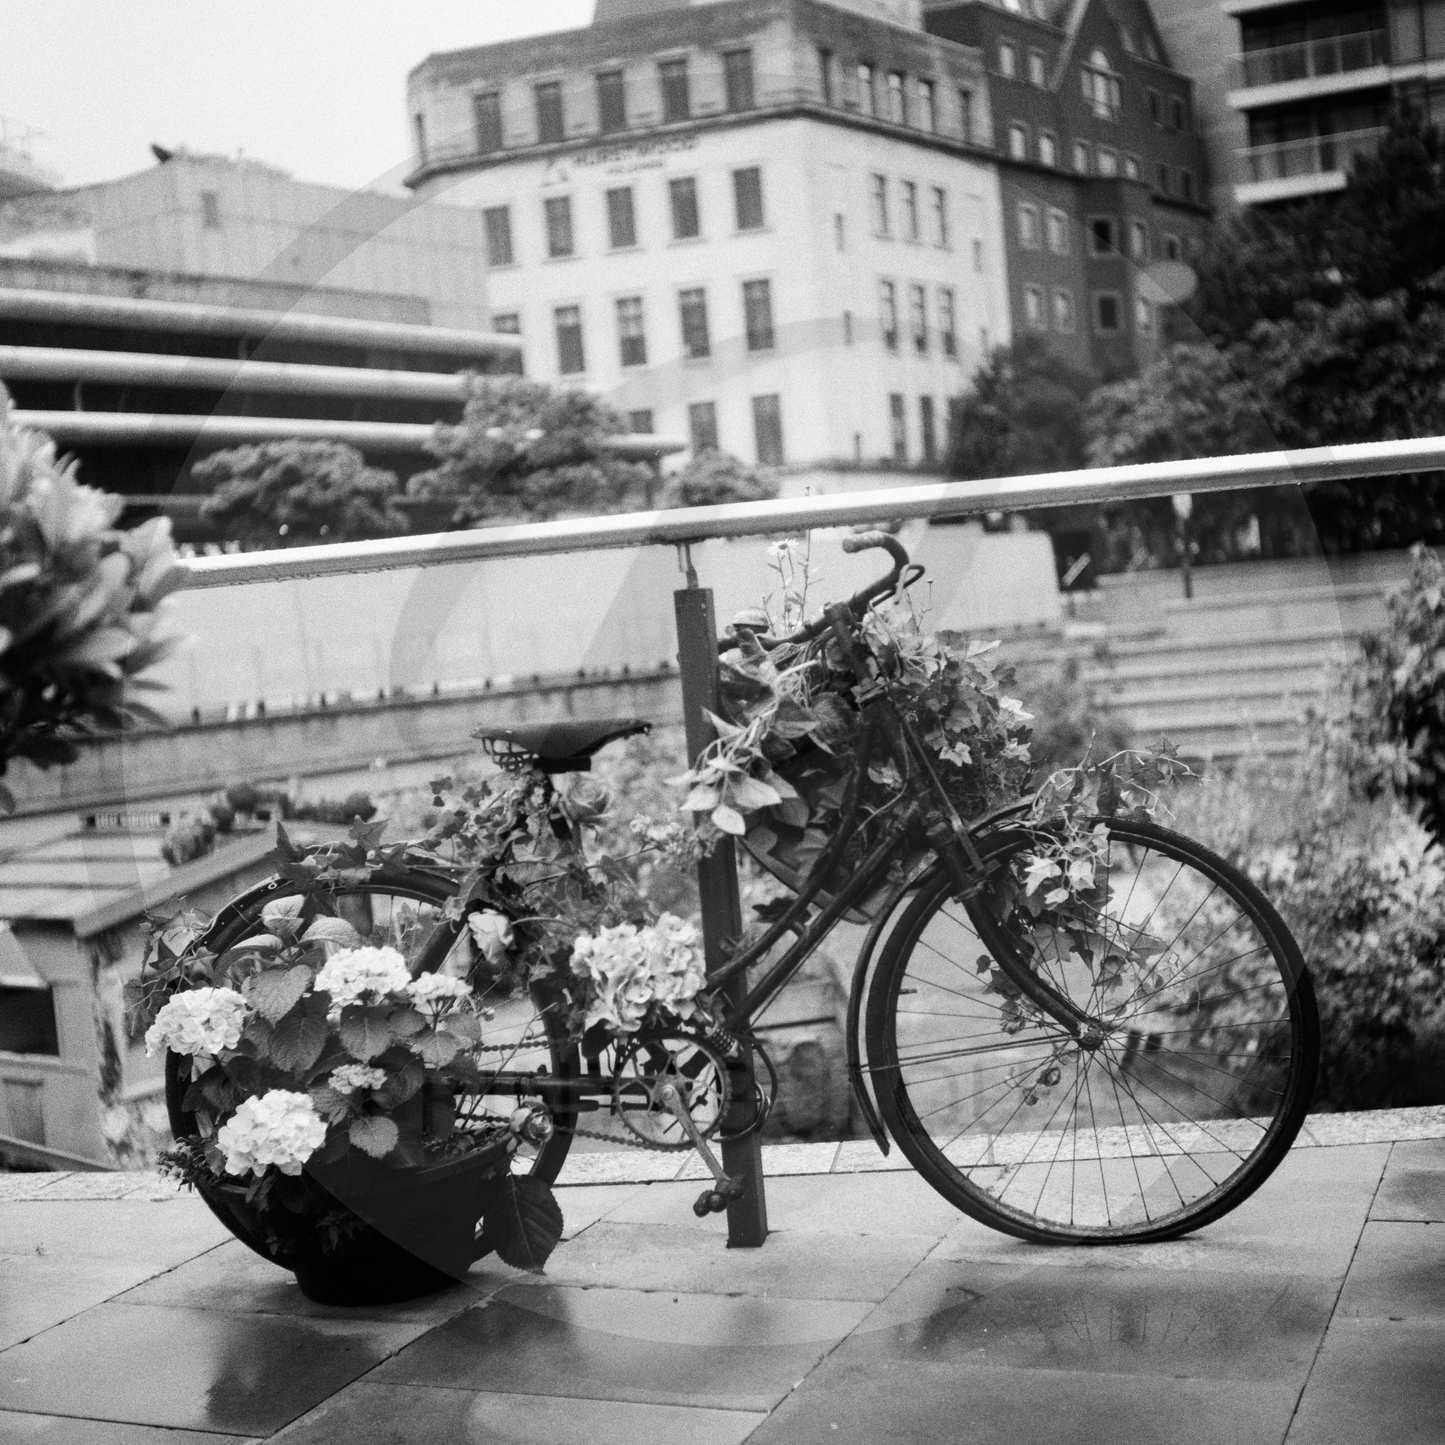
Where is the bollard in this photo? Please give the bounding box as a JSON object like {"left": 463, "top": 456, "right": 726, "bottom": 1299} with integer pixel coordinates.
{"left": 673, "top": 569, "right": 769, "bottom": 1248}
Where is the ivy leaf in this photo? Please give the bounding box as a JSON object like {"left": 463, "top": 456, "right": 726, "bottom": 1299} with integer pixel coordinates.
{"left": 339, "top": 1005, "right": 395, "bottom": 1061}
{"left": 711, "top": 804, "right": 746, "bottom": 835}
{"left": 347, "top": 817, "right": 388, "bottom": 851}
{"left": 302, "top": 916, "right": 362, "bottom": 949}
{"left": 267, "top": 995, "right": 331, "bottom": 1073}
{"left": 348, "top": 1115, "right": 399, "bottom": 1159}
{"left": 729, "top": 775, "right": 782, "bottom": 810}
{"left": 681, "top": 784, "right": 720, "bottom": 813}
{"left": 243, "top": 964, "right": 314, "bottom": 1023}
{"left": 481, "top": 1174, "right": 564, "bottom": 1273}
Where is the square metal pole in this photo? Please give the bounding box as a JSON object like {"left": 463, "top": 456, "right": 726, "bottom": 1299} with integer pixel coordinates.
{"left": 674, "top": 577, "right": 769, "bottom": 1248}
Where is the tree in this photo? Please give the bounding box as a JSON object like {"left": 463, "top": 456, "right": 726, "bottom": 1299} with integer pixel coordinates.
{"left": 409, "top": 377, "right": 655, "bottom": 524}
{"left": 0, "top": 390, "right": 179, "bottom": 808}
{"left": 945, "top": 335, "right": 1095, "bottom": 481}
{"left": 195, "top": 441, "right": 408, "bottom": 546}
{"left": 663, "top": 450, "right": 778, "bottom": 508}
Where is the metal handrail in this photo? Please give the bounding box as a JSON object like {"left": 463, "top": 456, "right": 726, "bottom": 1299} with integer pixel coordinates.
{"left": 168, "top": 434, "right": 1445, "bottom": 592}
{"left": 1238, "top": 125, "right": 1385, "bottom": 181}
{"left": 1233, "top": 28, "right": 1388, "bottom": 89}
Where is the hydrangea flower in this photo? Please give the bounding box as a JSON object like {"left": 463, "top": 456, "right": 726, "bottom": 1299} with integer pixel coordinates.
{"left": 144, "top": 987, "right": 250, "bottom": 1058}
{"left": 570, "top": 913, "right": 706, "bottom": 1034}
{"left": 468, "top": 910, "right": 514, "bottom": 964}
{"left": 217, "top": 1091, "right": 327, "bottom": 1177}
{"left": 328, "top": 1064, "right": 389, "bottom": 1094}
{"left": 404, "top": 972, "right": 473, "bottom": 1016}
{"left": 314, "top": 945, "right": 411, "bottom": 1008}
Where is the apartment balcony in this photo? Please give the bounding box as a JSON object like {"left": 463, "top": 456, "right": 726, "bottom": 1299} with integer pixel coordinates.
{"left": 1229, "top": 29, "right": 1390, "bottom": 108}
{"left": 1234, "top": 124, "right": 1385, "bottom": 204}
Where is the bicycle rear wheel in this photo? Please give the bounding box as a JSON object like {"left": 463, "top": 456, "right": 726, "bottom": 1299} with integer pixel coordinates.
{"left": 866, "top": 817, "right": 1319, "bottom": 1243}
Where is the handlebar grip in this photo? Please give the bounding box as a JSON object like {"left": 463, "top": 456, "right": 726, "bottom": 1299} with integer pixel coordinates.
{"left": 841, "top": 531, "right": 909, "bottom": 570}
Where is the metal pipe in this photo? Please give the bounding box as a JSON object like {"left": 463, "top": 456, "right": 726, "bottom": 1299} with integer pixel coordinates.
{"left": 0, "top": 345, "right": 476, "bottom": 402}
{"left": 0, "top": 287, "right": 521, "bottom": 359}
{"left": 165, "top": 433, "right": 1445, "bottom": 592}
{"left": 13, "top": 409, "right": 685, "bottom": 461}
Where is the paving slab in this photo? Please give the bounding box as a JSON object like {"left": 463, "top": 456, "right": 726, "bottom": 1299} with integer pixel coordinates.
{"left": 268, "top": 1380, "right": 765, "bottom": 1445}
{"left": 371, "top": 1283, "right": 871, "bottom": 1413}
{"left": 1371, "top": 1138, "right": 1445, "bottom": 1222}
{"left": 1286, "top": 1318, "right": 1445, "bottom": 1444}
{"left": 551, "top": 1182, "right": 649, "bottom": 1239}
{"left": 0, "top": 1413, "right": 256, "bottom": 1444}
{"left": 1334, "top": 1221, "right": 1445, "bottom": 1323}
{"left": 0, "top": 1199, "right": 231, "bottom": 1267}
{"left": 747, "top": 1356, "right": 1302, "bottom": 1445}
{"left": 544, "top": 1219, "right": 936, "bottom": 1300}
{"left": 0, "top": 1252, "right": 177, "bottom": 1352}
{"left": 0, "top": 1301, "right": 426, "bottom": 1437}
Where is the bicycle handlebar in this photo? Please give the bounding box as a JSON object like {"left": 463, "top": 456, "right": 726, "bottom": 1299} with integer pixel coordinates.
{"left": 718, "top": 531, "right": 913, "bottom": 654}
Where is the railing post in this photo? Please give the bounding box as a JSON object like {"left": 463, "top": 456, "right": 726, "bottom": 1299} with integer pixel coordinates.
{"left": 674, "top": 559, "right": 769, "bottom": 1249}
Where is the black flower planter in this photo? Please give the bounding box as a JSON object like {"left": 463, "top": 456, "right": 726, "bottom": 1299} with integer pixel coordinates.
{"left": 200, "top": 1139, "right": 513, "bottom": 1305}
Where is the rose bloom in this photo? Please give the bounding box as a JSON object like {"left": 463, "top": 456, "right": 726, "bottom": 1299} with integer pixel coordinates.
{"left": 145, "top": 987, "right": 250, "bottom": 1058}
{"left": 561, "top": 776, "right": 612, "bottom": 824}
{"left": 217, "top": 1091, "right": 327, "bottom": 1177}
{"left": 468, "top": 910, "right": 514, "bottom": 964}
{"left": 314, "top": 945, "right": 411, "bottom": 1008}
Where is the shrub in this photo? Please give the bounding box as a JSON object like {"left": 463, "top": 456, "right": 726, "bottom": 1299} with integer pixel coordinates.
{"left": 663, "top": 450, "right": 779, "bottom": 508}
{"left": 162, "top": 786, "right": 376, "bottom": 866}
{"left": 0, "top": 390, "right": 180, "bottom": 809}
{"left": 1012, "top": 653, "right": 1135, "bottom": 783}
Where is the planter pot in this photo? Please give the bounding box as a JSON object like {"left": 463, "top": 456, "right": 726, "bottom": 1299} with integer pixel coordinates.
{"left": 200, "top": 1137, "right": 513, "bottom": 1305}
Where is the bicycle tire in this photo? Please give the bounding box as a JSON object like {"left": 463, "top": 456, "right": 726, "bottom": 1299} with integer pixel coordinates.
{"left": 866, "top": 817, "right": 1319, "bottom": 1244}
{"left": 165, "top": 870, "right": 579, "bottom": 1257}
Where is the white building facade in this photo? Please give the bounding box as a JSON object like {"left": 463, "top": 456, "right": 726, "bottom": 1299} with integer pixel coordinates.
{"left": 406, "top": 0, "right": 1011, "bottom": 467}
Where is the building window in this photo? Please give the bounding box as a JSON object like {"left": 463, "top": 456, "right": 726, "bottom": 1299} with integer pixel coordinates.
{"left": 1023, "top": 284, "right": 1046, "bottom": 329}
{"left": 1170, "top": 95, "right": 1187, "bottom": 130}
{"left": 555, "top": 305, "right": 585, "bottom": 373}
{"left": 1089, "top": 216, "right": 1118, "bottom": 254}
{"left": 920, "top": 395, "right": 938, "bottom": 464}
{"left": 606, "top": 187, "right": 637, "bottom": 248}
{"left": 627, "top": 409, "right": 654, "bottom": 433}
{"left": 733, "top": 167, "right": 764, "bottom": 230}
{"left": 998, "top": 41, "right": 1017, "bottom": 77}
{"left": 1039, "top": 130, "right": 1057, "bottom": 166}
{"left": 742, "top": 278, "right": 775, "bottom": 350}
{"left": 818, "top": 47, "right": 834, "bottom": 105}
{"left": 909, "top": 283, "right": 928, "bottom": 353}
{"left": 1052, "top": 288, "right": 1076, "bottom": 332}
{"left": 1017, "top": 202, "right": 1041, "bottom": 249}
{"left": 1008, "top": 123, "right": 1028, "bottom": 160}
{"left": 889, "top": 393, "right": 907, "bottom": 462}
{"left": 669, "top": 176, "right": 700, "bottom": 239}
{"left": 958, "top": 87, "right": 974, "bottom": 142}
{"left": 902, "top": 181, "right": 919, "bottom": 240}
{"left": 871, "top": 173, "right": 889, "bottom": 236}
{"left": 491, "top": 311, "right": 520, "bottom": 334}
{"left": 1027, "top": 48, "right": 1047, "bottom": 85}
{"left": 1081, "top": 49, "right": 1122, "bottom": 119}
{"left": 939, "top": 286, "right": 957, "bottom": 357}
{"left": 0, "top": 987, "right": 58, "bottom": 1056}
{"left": 879, "top": 279, "right": 899, "bottom": 350}
{"left": 723, "top": 49, "right": 755, "bottom": 112}
{"left": 1148, "top": 89, "right": 1162, "bottom": 125}
{"left": 930, "top": 186, "right": 948, "bottom": 246}
{"left": 597, "top": 71, "right": 627, "bottom": 133}
{"left": 474, "top": 92, "right": 503, "bottom": 153}
{"left": 689, "top": 400, "right": 719, "bottom": 453}
{"left": 857, "top": 62, "right": 876, "bottom": 116}
{"left": 1124, "top": 153, "right": 1140, "bottom": 180}
{"left": 917, "top": 79, "right": 936, "bottom": 132}
{"left": 616, "top": 296, "right": 647, "bottom": 367}
{"left": 972, "top": 237, "right": 984, "bottom": 271}
{"left": 659, "top": 58, "right": 690, "bottom": 121}
{"left": 887, "top": 71, "right": 906, "bottom": 124}
{"left": 413, "top": 112, "right": 428, "bottom": 162}
{"left": 1180, "top": 169, "right": 1195, "bottom": 201}
{"left": 1046, "top": 207, "right": 1070, "bottom": 253}
{"left": 200, "top": 189, "right": 221, "bottom": 230}
{"left": 535, "top": 81, "right": 565, "bottom": 143}
{"left": 544, "top": 195, "right": 574, "bottom": 258}
{"left": 483, "top": 205, "right": 513, "bottom": 266}
{"left": 1157, "top": 161, "right": 1170, "bottom": 193}
{"left": 1097, "top": 146, "right": 1119, "bottom": 176}
{"left": 1135, "top": 294, "right": 1153, "bottom": 332}
{"left": 679, "top": 287, "right": 710, "bottom": 358}
{"left": 753, "top": 394, "right": 784, "bottom": 465}
{"left": 1163, "top": 231, "right": 1182, "bottom": 261}
{"left": 1073, "top": 140, "right": 1090, "bottom": 173}
{"left": 1093, "top": 292, "right": 1121, "bottom": 333}
{"left": 1129, "top": 219, "right": 1148, "bottom": 261}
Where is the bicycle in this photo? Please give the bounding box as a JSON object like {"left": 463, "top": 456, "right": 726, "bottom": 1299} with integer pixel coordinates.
{"left": 166, "top": 532, "right": 1319, "bottom": 1248}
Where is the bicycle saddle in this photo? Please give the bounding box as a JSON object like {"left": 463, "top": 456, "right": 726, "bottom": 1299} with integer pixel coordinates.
{"left": 470, "top": 717, "right": 651, "bottom": 772}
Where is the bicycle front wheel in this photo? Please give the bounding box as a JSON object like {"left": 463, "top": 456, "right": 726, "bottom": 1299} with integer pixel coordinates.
{"left": 866, "top": 817, "right": 1319, "bottom": 1243}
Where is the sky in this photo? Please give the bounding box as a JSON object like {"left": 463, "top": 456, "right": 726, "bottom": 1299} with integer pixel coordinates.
{"left": 3, "top": 1, "right": 596, "bottom": 194}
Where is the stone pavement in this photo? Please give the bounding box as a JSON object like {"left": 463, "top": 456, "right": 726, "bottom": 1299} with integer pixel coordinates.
{"left": 1, "top": 1108, "right": 1443, "bottom": 1444}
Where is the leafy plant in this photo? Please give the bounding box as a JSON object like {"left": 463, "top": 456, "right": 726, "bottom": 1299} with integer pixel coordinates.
{"left": 663, "top": 450, "right": 778, "bottom": 508}
{"left": 162, "top": 785, "right": 378, "bottom": 866}
{"left": 0, "top": 390, "right": 180, "bottom": 808}
{"left": 195, "top": 440, "right": 409, "bottom": 546}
